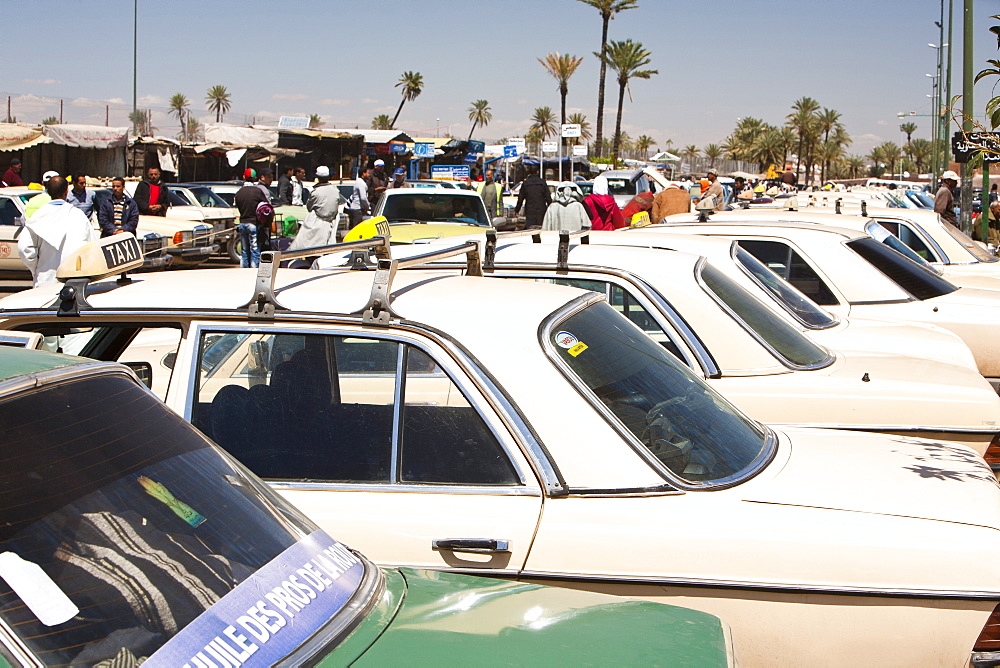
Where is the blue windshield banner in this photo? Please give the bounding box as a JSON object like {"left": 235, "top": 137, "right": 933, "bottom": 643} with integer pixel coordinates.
{"left": 144, "top": 530, "right": 364, "bottom": 668}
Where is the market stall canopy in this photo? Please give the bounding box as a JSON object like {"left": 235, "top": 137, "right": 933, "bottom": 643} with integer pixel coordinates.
{"left": 0, "top": 123, "right": 51, "bottom": 152}
{"left": 42, "top": 124, "right": 129, "bottom": 149}
{"left": 205, "top": 124, "right": 281, "bottom": 148}
{"left": 729, "top": 170, "right": 762, "bottom": 179}
{"left": 650, "top": 151, "right": 681, "bottom": 162}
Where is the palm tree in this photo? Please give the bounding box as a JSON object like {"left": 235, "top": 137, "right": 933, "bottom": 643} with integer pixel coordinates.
{"left": 186, "top": 115, "right": 203, "bottom": 142}
{"left": 817, "top": 140, "right": 844, "bottom": 183}
{"left": 567, "top": 112, "right": 591, "bottom": 144}
{"left": 205, "top": 85, "right": 232, "bottom": 123}
{"left": 390, "top": 71, "right": 424, "bottom": 129}
{"left": 703, "top": 143, "right": 723, "bottom": 167}
{"left": 899, "top": 121, "right": 918, "bottom": 159}
{"left": 538, "top": 52, "right": 585, "bottom": 128}
{"left": 750, "top": 128, "right": 785, "bottom": 172}
{"left": 615, "top": 131, "right": 632, "bottom": 158}
{"left": 786, "top": 97, "right": 820, "bottom": 183}
{"left": 910, "top": 138, "right": 933, "bottom": 172}
{"left": 599, "top": 39, "right": 657, "bottom": 167}
{"left": 41, "top": 116, "right": 58, "bottom": 125}
{"left": 129, "top": 109, "right": 153, "bottom": 136}
{"left": 525, "top": 127, "right": 545, "bottom": 155}
{"left": 371, "top": 114, "right": 393, "bottom": 130}
{"left": 844, "top": 155, "right": 866, "bottom": 179}
{"left": 467, "top": 99, "right": 492, "bottom": 140}
{"left": 530, "top": 106, "right": 558, "bottom": 154}
{"left": 634, "top": 134, "right": 654, "bottom": 159}
{"left": 576, "top": 0, "right": 639, "bottom": 157}
{"left": 878, "top": 141, "right": 903, "bottom": 178}
{"left": 308, "top": 114, "right": 323, "bottom": 129}
{"left": 168, "top": 93, "right": 190, "bottom": 141}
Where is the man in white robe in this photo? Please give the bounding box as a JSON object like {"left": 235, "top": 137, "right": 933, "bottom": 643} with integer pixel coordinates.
{"left": 18, "top": 176, "right": 97, "bottom": 288}
{"left": 289, "top": 166, "right": 344, "bottom": 250}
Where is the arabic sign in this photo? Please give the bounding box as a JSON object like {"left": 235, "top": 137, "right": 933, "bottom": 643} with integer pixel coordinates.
{"left": 952, "top": 131, "right": 1000, "bottom": 163}
{"left": 561, "top": 124, "right": 582, "bottom": 138}
{"left": 467, "top": 140, "right": 485, "bottom": 154}
{"left": 542, "top": 141, "right": 558, "bottom": 153}
{"left": 509, "top": 137, "right": 526, "bottom": 149}
{"left": 503, "top": 145, "right": 518, "bottom": 158}
{"left": 572, "top": 145, "right": 587, "bottom": 156}
{"left": 431, "top": 165, "right": 470, "bottom": 180}
{"left": 144, "top": 531, "right": 363, "bottom": 668}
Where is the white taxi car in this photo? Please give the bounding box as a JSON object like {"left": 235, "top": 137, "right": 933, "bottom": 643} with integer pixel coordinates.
{"left": 316, "top": 231, "right": 1000, "bottom": 452}
{"left": 644, "top": 219, "right": 1000, "bottom": 392}
{"left": 2, "top": 237, "right": 1000, "bottom": 666}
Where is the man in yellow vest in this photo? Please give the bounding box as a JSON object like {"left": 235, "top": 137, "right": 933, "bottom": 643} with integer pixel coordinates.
{"left": 476, "top": 169, "right": 502, "bottom": 222}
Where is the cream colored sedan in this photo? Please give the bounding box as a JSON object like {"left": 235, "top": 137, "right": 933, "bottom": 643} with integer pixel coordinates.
{"left": 5, "top": 252, "right": 1000, "bottom": 666}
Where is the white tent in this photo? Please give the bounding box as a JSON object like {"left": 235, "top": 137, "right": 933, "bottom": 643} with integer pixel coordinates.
{"left": 650, "top": 151, "right": 681, "bottom": 162}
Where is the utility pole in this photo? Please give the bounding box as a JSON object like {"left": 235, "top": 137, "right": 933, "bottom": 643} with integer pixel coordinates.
{"left": 132, "top": 0, "right": 137, "bottom": 135}
{"left": 960, "top": 0, "right": 973, "bottom": 236}
{"left": 945, "top": 0, "right": 954, "bottom": 178}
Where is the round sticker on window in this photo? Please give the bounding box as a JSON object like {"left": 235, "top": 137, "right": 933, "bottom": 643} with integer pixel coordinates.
{"left": 554, "top": 331, "right": 578, "bottom": 349}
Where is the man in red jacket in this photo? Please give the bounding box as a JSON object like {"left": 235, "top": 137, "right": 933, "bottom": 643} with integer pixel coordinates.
{"left": 133, "top": 167, "right": 171, "bottom": 216}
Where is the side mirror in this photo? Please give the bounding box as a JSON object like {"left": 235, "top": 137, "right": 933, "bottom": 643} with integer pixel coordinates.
{"left": 122, "top": 361, "right": 153, "bottom": 389}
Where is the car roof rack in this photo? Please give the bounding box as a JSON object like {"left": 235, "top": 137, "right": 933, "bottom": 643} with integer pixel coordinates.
{"left": 483, "top": 229, "right": 590, "bottom": 273}
{"left": 246, "top": 235, "right": 483, "bottom": 325}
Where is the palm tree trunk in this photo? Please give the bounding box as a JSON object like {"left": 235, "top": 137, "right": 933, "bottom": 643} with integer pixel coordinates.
{"left": 390, "top": 97, "right": 406, "bottom": 130}
{"left": 594, "top": 15, "right": 610, "bottom": 159}
{"left": 611, "top": 81, "right": 625, "bottom": 169}
{"left": 796, "top": 136, "right": 804, "bottom": 182}
{"left": 467, "top": 121, "right": 477, "bottom": 142}
{"left": 560, "top": 88, "right": 567, "bottom": 155}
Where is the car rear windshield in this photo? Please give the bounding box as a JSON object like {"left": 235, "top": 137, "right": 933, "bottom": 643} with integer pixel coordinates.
{"left": 547, "top": 302, "right": 771, "bottom": 487}
{"left": 732, "top": 246, "right": 838, "bottom": 329}
{"left": 865, "top": 222, "right": 943, "bottom": 274}
{"left": 846, "top": 237, "right": 958, "bottom": 300}
{"left": 0, "top": 372, "right": 363, "bottom": 666}
{"left": 381, "top": 193, "right": 489, "bottom": 226}
{"left": 939, "top": 217, "right": 1000, "bottom": 263}
{"left": 699, "top": 261, "right": 833, "bottom": 368}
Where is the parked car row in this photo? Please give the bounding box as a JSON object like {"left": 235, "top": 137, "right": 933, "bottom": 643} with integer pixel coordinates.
{"left": 3, "top": 217, "right": 1000, "bottom": 665}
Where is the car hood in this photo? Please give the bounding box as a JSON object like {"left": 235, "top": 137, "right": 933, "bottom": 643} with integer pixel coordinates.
{"left": 746, "top": 428, "right": 1000, "bottom": 530}
{"left": 810, "top": 316, "right": 978, "bottom": 371}
{"left": 349, "top": 568, "right": 731, "bottom": 666}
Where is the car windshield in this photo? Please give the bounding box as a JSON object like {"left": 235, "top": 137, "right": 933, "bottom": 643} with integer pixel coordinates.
{"left": 186, "top": 186, "right": 232, "bottom": 208}
{"left": 381, "top": 193, "right": 490, "bottom": 226}
{"left": 732, "top": 246, "right": 838, "bottom": 329}
{"left": 846, "top": 237, "right": 959, "bottom": 300}
{"left": 547, "top": 301, "right": 771, "bottom": 487}
{"left": 938, "top": 216, "right": 1000, "bottom": 263}
{"left": 698, "top": 261, "right": 834, "bottom": 368}
{"left": 0, "top": 372, "right": 366, "bottom": 666}
{"left": 603, "top": 177, "right": 637, "bottom": 197}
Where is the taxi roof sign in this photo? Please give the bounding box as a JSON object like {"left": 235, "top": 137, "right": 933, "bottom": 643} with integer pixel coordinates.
{"left": 56, "top": 233, "right": 144, "bottom": 282}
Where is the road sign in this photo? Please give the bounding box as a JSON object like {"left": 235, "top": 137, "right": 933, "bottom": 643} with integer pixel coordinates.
{"left": 542, "top": 141, "right": 558, "bottom": 153}
{"left": 278, "top": 116, "right": 309, "bottom": 129}
{"left": 561, "top": 123, "right": 582, "bottom": 138}
{"left": 510, "top": 137, "right": 526, "bottom": 149}
{"left": 503, "top": 145, "right": 518, "bottom": 158}
{"left": 467, "top": 140, "right": 485, "bottom": 154}
{"left": 952, "top": 131, "right": 1000, "bottom": 163}
{"left": 572, "top": 144, "right": 587, "bottom": 156}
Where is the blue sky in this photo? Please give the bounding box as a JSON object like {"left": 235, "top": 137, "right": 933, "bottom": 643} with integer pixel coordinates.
{"left": 3, "top": 0, "right": 999, "bottom": 156}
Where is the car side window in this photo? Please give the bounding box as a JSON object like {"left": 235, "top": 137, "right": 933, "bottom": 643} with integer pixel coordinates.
{"left": 876, "top": 221, "right": 937, "bottom": 261}
{"left": 192, "top": 331, "right": 518, "bottom": 486}
{"left": 737, "top": 240, "right": 839, "bottom": 306}
{"left": 0, "top": 198, "right": 21, "bottom": 226}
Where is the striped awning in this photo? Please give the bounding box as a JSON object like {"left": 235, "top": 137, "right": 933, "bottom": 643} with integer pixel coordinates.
{"left": 0, "top": 124, "right": 51, "bottom": 152}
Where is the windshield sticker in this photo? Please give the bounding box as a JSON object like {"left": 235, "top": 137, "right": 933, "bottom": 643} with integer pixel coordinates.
{"left": 568, "top": 342, "right": 588, "bottom": 357}
{"left": 139, "top": 476, "right": 207, "bottom": 527}
{"left": 143, "top": 530, "right": 362, "bottom": 668}
{"left": 554, "top": 331, "right": 579, "bottom": 349}
{"left": 0, "top": 551, "right": 79, "bottom": 626}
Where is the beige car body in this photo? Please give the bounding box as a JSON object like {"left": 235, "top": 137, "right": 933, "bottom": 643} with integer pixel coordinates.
{"left": 2, "top": 265, "right": 1000, "bottom": 666}
{"left": 647, "top": 218, "right": 1000, "bottom": 390}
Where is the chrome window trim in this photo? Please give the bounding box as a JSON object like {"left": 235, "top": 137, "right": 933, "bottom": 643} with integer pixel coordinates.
{"left": 694, "top": 257, "right": 836, "bottom": 371}
{"left": 867, "top": 217, "right": 950, "bottom": 265}
{"left": 268, "top": 481, "right": 540, "bottom": 495}
{"left": 389, "top": 344, "right": 404, "bottom": 483}
{"left": 484, "top": 263, "right": 720, "bottom": 378}
{"left": 516, "top": 571, "right": 1000, "bottom": 600}
{"left": 539, "top": 294, "right": 777, "bottom": 491}
{"left": 1, "top": 308, "right": 566, "bottom": 496}
{"left": 772, "top": 422, "right": 998, "bottom": 435}
{"left": 729, "top": 241, "right": 840, "bottom": 331}
{"left": 0, "top": 614, "right": 42, "bottom": 667}
{"left": 187, "top": 322, "right": 532, "bottom": 489}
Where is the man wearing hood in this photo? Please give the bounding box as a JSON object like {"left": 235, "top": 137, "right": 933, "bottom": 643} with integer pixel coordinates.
{"left": 18, "top": 176, "right": 97, "bottom": 288}
{"left": 514, "top": 167, "right": 551, "bottom": 229}
{"left": 289, "top": 166, "right": 343, "bottom": 249}
{"left": 582, "top": 178, "right": 626, "bottom": 230}
{"left": 543, "top": 183, "right": 590, "bottom": 231}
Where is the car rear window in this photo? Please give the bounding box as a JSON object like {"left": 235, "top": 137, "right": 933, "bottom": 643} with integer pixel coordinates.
{"left": 546, "top": 302, "right": 772, "bottom": 487}
{"left": 0, "top": 372, "right": 363, "bottom": 666}
{"left": 732, "top": 246, "right": 838, "bottom": 329}
{"left": 846, "top": 237, "right": 958, "bottom": 300}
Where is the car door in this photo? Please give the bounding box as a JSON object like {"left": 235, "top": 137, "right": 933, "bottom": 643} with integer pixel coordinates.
{"left": 182, "top": 323, "right": 545, "bottom": 576}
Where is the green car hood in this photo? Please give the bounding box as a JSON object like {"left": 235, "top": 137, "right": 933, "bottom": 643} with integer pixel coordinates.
{"left": 330, "top": 568, "right": 730, "bottom": 666}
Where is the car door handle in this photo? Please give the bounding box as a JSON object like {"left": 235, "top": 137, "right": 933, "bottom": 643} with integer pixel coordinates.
{"left": 431, "top": 538, "right": 511, "bottom": 554}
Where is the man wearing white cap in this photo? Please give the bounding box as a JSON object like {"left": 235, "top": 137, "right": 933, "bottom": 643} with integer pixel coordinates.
{"left": 697, "top": 167, "right": 726, "bottom": 212}
{"left": 18, "top": 176, "right": 97, "bottom": 287}
{"left": 24, "top": 170, "right": 60, "bottom": 220}
{"left": 935, "top": 170, "right": 959, "bottom": 227}
{"left": 289, "top": 166, "right": 344, "bottom": 249}
{"left": 366, "top": 159, "right": 389, "bottom": 209}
